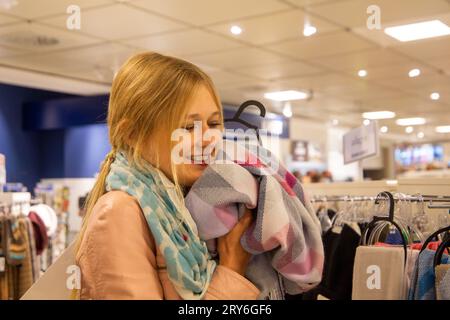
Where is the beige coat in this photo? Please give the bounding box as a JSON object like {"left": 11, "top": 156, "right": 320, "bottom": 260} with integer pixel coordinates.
{"left": 76, "top": 190, "right": 260, "bottom": 300}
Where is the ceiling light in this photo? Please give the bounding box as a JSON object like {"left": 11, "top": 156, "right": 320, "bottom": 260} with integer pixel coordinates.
{"left": 283, "top": 102, "right": 293, "bottom": 118}
{"left": 430, "top": 92, "right": 440, "bottom": 100}
{"left": 230, "top": 25, "right": 242, "bottom": 35}
{"left": 303, "top": 25, "right": 317, "bottom": 37}
{"left": 358, "top": 69, "right": 368, "bottom": 77}
{"left": 417, "top": 132, "right": 425, "bottom": 139}
{"left": 380, "top": 126, "right": 388, "bottom": 133}
{"left": 264, "top": 90, "right": 308, "bottom": 102}
{"left": 408, "top": 68, "right": 421, "bottom": 78}
{"left": 384, "top": 20, "right": 450, "bottom": 42}
{"left": 363, "top": 119, "right": 371, "bottom": 126}
{"left": 362, "top": 111, "right": 396, "bottom": 120}
{"left": 405, "top": 126, "right": 414, "bottom": 134}
{"left": 332, "top": 119, "right": 339, "bottom": 126}
{"left": 435, "top": 126, "right": 450, "bottom": 133}
{"left": 396, "top": 117, "right": 426, "bottom": 126}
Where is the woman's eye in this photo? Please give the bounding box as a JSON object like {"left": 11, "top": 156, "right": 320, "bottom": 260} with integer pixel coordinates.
{"left": 208, "top": 122, "right": 222, "bottom": 128}
{"left": 184, "top": 124, "right": 195, "bottom": 131}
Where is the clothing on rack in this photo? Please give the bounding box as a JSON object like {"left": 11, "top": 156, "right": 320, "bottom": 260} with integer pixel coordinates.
{"left": 435, "top": 264, "right": 450, "bottom": 300}
{"left": 185, "top": 141, "right": 324, "bottom": 298}
{"left": 408, "top": 249, "right": 449, "bottom": 300}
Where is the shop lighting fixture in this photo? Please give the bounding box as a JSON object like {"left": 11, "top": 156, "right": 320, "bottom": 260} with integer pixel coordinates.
{"left": 332, "top": 119, "right": 339, "bottom": 126}
{"left": 405, "top": 126, "right": 414, "bottom": 134}
{"left": 384, "top": 20, "right": 450, "bottom": 42}
{"left": 417, "top": 132, "right": 425, "bottom": 139}
{"left": 230, "top": 25, "right": 242, "bottom": 35}
{"left": 303, "top": 24, "right": 317, "bottom": 37}
{"left": 408, "top": 68, "right": 421, "bottom": 78}
{"left": 264, "top": 90, "right": 308, "bottom": 101}
{"left": 430, "top": 92, "right": 440, "bottom": 100}
{"left": 435, "top": 126, "right": 450, "bottom": 133}
{"left": 363, "top": 119, "right": 371, "bottom": 126}
{"left": 282, "top": 102, "right": 293, "bottom": 118}
{"left": 358, "top": 69, "right": 367, "bottom": 77}
{"left": 380, "top": 126, "right": 389, "bottom": 133}
{"left": 362, "top": 111, "right": 396, "bottom": 120}
{"left": 396, "top": 117, "right": 426, "bottom": 126}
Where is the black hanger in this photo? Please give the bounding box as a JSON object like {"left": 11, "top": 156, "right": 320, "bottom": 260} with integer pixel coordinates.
{"left": 224, "top": 100, "right": 266, "bottom": 144}
{"left": 420, "top": 225, "right": 450, "bottom": 254}
{"left": 433, "top": 234, "right": 450, "bottom": 267}
{"left": 362, "top": 191, "right": 408, "bottom": 265}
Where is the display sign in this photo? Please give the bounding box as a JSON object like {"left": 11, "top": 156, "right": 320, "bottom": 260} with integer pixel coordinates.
{"left": 343, "top": 121, "right": 379, "bottom": 164}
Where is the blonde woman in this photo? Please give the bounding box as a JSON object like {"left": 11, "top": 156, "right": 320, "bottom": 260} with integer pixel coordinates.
{"left": 74, "top": 52, "right": 259, "bottom": 300}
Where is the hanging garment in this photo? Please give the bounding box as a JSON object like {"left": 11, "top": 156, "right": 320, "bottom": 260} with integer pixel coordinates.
{"left": 408, "top": 249, "right": 449, "bottom": 300}
{"left": 352, "top": 246, "right": 406, "bottom": 300}
{"left": 28, "top": 212, "right": 48, "bottom": 256}
{"left": 16, "top": 218, "right": 34, "bottom": 298}
{"left": 0, "top": 216, "right": 9, "bottom": 300}
{"left": 185, "top": 141, "right": 324, "bottom": 297}
{"left": 435, "top": 264, "right": 450, "bottom": 300}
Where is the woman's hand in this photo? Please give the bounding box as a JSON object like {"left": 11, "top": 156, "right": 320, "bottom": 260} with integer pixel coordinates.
{"left": 217, "top": 207, "right": 254, "bottom": 276}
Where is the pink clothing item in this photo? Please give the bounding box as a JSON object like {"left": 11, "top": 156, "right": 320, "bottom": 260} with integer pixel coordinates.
{"left": 76, "top": 191, "right": 260, "bottom": 300}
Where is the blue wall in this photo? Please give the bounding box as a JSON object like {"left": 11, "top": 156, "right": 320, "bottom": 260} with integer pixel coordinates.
{"left": 0, "top": 83, "right": 74, "bottom": 190}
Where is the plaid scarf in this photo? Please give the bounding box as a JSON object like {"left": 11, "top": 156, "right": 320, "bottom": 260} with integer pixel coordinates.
{"left": 105, "top": 151, "right": 216, "bottom": 300}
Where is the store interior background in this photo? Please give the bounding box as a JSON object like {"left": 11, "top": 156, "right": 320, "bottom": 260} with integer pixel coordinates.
{"left": 0, "top": 0, "right": 450, "bottom": 242}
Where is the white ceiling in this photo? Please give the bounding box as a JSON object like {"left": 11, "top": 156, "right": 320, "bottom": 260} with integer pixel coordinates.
{"left": 0, "top": 0, "right": 449, "bottom": 140}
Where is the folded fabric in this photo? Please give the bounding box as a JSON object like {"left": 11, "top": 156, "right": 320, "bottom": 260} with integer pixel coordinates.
{"left": 185, "top": 141, "right": 324, "bottom": 297}
{"left": 435, "top": 264, "right": 450, "bottom": 300}
{"left": 352, "top": 246, "right": 406, "bottom": 300}
{"left": 409, "top": 248, "right": 449, "bottom": 300}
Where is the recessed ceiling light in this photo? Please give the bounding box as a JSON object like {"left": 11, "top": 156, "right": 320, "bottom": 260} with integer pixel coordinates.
{"left": 230, "top": 25, "right": 242, "bottom": 35}
{"left": 408, "top": 68, "right": 421, "bottom": 78}
{"left": 396, "top": 117, "right": 426, "bottom": 126}
{"left": 332, "top": 119, "right": 339, "bottom": 126}
{"left": 435, "top": 125, "right": 450, "bottom": 133}
{"left": 362, "top": 111, "right": 396, "bottom": 120}
{"left": 303, "top": 25, "right": 317, "bottom": 37}
{"left": 384, "top": 20, "right": 450, "bottom": 42}
{"left": 405, "top": 126, "right": 414, "bottom": 134}
{"left": 380, "top": 126, "right": 389, "bottom": 133}
{"left": 430, "top": 92, "right": 440, "bottom": 100}
{"left": 264, "top": 90, "right": 308, "bottom": 101}
{"left": 417, "top": 132, "right": 425, "bottom": 139}
{"left": 358, "top": 69, "right": 368, "bottom": 77}
{"left": 283, "top": 102, "right": 293, "bottom": 118}
{"left": 363, "top": 119, "right": 371, "bottom": 126}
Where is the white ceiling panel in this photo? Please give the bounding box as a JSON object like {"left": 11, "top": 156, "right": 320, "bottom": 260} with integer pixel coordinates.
{"left": 208, "top": 70, "right": 259, "bottom": 87}
{"left": 286, "top": 0, "right": 344, "bottom": 8}
{"left": 307, "top": 0, "right": 450, "bottom": 28}
{"left": 0, "top": 44, "right": 26, "bottom": 58}
{"left": 428, "top": 56, "right": 450, "bottom": 74}
{"left": 41, "top": 4, "right": 186, "bottom": 41}
{"left": 307, "top": 48, "right": 408, "bottom": 72}
{"left": 238, "top": 60, "right": 323, "bottom": 80}
{"left": 267, "top": 31, "right": 376, "bottom": 60}
{"left": 0, "top": 0, "right": 114, "bottom": 19}
{"left": 0, "top": 22, "right": 100, "bottom": 52}
{"left": 0, "top": 13, "right": 21, "bottom": 25}
{"left": 391, "top": 36, "right": 450, "bottom": 61}
{"left": 207, "top": 9, "right": 340, "bottom": 45}
{"left": 129, "top": 0, "right": 289, "bottom": 26}
{"left": 187, "top": 47, "right": 289, "bottom": 69}
{"left": 124, "top": 29, "right": 241, "bottom": 56}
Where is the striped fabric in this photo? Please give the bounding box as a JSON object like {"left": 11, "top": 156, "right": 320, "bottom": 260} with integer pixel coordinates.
{"left": 185, "top": 141, "right": 324, "bottom": 297}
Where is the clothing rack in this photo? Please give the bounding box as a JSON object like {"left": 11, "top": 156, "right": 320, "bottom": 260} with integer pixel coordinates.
{"left": 311, "top": 194, "right": 450, "bottom": 209}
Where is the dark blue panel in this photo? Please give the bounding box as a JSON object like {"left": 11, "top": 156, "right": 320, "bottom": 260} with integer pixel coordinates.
{"left": 23, "top": 94, "right": 109, "bottom": 130}
{"left": 64, "top": 124, "right": 110, "bottom": 177}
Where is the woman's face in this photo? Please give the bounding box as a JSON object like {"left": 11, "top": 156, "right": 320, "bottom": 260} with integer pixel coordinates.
{"left": 144, "top": 85, "right": 222, "bottom": 187}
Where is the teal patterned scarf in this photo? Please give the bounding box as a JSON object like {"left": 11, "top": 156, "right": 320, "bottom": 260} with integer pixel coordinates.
{"left": 105, "top": 151, "right": 216, "bottom": 299}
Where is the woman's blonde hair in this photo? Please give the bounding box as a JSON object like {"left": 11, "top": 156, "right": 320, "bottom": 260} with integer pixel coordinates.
{"left": 74, "top": 51, "right": 222, "bottom": 267}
